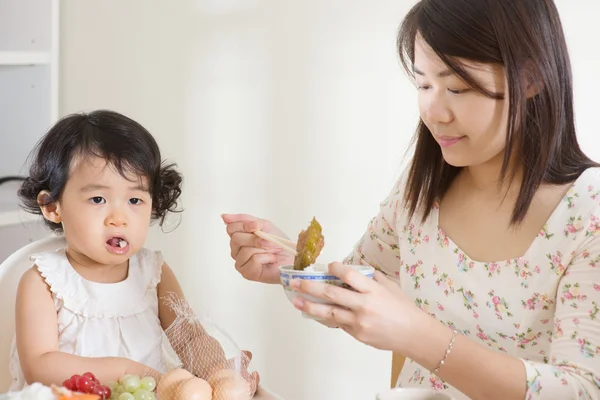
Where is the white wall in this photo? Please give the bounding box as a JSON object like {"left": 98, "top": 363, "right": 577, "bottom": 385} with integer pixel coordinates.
{"left": 59, "top": 1, "right": 600, "bottom": 399}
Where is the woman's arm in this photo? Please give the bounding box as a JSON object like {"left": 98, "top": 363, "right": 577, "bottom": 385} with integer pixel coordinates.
{"left": 403, "top": 235, "right": 600, "bottom": 400}
{"left": 15, "top": 267, "right": 158, "bottom": 386}
{"left": 343, "top": 173, "right": 405, "bottom": 280}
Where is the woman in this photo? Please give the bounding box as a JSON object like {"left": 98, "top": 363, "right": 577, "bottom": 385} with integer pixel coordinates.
{"left": 223, "top": 0, "right": 600, "bottom": 399}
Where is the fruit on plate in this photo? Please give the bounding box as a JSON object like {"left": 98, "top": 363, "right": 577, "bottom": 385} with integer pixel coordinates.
{"left": 107, "top": 374, "right": 158, "bottom": 399}
{"left": 62, "top": 372, "right": 111, "bottom": 399}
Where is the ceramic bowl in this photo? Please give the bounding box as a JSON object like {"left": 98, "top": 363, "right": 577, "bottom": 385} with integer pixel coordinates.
{"left": 279, "top": 263, "right": 375, "bottom": 319}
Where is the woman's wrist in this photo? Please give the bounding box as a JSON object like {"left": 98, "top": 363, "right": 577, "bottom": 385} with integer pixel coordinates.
{"left": 397, "top": 307, "right": 455, "bottom": 370}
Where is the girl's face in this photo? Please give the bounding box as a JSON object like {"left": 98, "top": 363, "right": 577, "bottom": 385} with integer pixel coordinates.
{"left": 414, "top": 35, "right": 510, "bottom": 168}
{"left": 48, "top": 156, "right": 153, "bottom": 267}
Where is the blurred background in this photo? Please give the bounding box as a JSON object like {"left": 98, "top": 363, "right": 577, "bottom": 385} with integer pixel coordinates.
{"left": 1, "top": 1, "right": 598, "bottom": 399}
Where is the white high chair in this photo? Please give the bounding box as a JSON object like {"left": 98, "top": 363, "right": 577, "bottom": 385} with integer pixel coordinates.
{"left": 0, "top": 235, "right": 65, "bottom": 393}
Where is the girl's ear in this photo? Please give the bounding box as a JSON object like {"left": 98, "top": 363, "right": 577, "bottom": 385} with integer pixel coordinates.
{"left": 37, "top": 191, "right": 62, "bottom": 224}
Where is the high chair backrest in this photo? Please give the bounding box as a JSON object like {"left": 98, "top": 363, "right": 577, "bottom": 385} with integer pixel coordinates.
{"left": 0, "top": 235, "right": 65, "bottom": 392}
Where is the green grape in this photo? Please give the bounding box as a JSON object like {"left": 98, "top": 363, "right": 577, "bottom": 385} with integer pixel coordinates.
{"left": 118, "top": 393, "right": 135, "bottom": 400}
{"left": 114, "top": 385, "right": 126, "bottom": 395}
{"left": 148, "top": 392, "right": 156, "bottom": 400}
{"left": 119, "top": 374, "right": 131, "bottom": 384}
{"left": 133, "top": 389, "right": 152, "bottom": 400}
{"left": 122, "top": 375, "right": 141, "bottom": 393}
{"left": 140, "top": 376, "right": 156, "bottom": 392}
{"left": 107, "top": 381, "right": 120, "bottom": 392}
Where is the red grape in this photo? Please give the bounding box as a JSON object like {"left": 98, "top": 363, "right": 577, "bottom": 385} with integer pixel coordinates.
{"left": 76, "top": 375, "right": 94, "bottom": 393}
{"left": 91, "top": 385, "right": 111, "bottom": 399}
{"left": 62, "top": 378, "right": 75, "bottom": 391}
{"left": 82, "top": 372, "right": 96, "bottom": 382}
{"left": 69, "top": 374, "right": 81, "bottom": 390}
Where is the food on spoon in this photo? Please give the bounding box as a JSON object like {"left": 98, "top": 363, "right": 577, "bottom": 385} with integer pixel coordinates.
{"left": 293, "top": 217, "right": 325, "bottom": 271}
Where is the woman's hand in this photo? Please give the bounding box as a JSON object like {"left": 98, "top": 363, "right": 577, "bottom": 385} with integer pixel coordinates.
{"left": 290, "top": 262, "right": 421, "bottom": 353}
{"left": 222, "top": 213, "right": 294, "bottom": 284}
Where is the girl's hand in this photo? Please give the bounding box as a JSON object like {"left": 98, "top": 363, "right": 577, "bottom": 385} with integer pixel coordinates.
{"left": 290, "top": 262, "right": 421, "bottom": 353}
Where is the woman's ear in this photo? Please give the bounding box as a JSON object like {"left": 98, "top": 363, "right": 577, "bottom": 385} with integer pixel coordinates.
{"left": 37, "top": 191, "right": 61, "bottom": 224}
{"left": 524, "top": 61, "right": 544, "bottom": 99}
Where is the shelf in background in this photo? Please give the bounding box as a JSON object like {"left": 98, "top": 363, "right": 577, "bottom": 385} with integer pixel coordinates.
{"left": 0, "top": 51, "right": 51, "bottom": 66}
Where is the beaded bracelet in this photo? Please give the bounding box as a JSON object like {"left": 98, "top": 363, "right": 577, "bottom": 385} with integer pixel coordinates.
{"left": 431, "top": 329, "right": 457, "bottom": 375}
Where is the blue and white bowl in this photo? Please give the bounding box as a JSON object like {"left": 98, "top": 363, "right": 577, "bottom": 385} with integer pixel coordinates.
{"left": 279, "top": 263, "right": 375, "bottom": 319}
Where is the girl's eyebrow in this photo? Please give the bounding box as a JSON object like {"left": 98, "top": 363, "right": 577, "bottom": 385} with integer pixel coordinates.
{"left": 80, "top": 184, "right": 148, "bottom": 192}
{"left": 80, "top": 184, "right": 110, "bottom": 192}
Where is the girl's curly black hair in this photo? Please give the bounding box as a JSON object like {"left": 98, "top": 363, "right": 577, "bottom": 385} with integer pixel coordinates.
{"left": 18, "top": 109, "right": 183, "bottom": 233}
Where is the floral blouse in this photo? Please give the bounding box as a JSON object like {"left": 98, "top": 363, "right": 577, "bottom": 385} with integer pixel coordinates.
{"left": 345, "top": 167, "right": 600, "bottom": 399}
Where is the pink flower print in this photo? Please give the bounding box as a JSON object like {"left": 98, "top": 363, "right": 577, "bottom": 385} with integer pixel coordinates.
{"left": 522, "top": 293, "right": 554, "bottom": 311}
{"left": 485, "top": 262, "right": 501, "bottom": 277}
{"left": 589, "top": 254, "right": 600, "bottom": 268}
{"left": 435, "top": 273, "right": 455, "bottom": 296}
{"left": 563, "top": 190, "right": 578, "bottom": 208}
{"left": 415, "top": 298, "right": 430, "bottom": 314}
{"left": 534, "top": 265, "right": 541, "bottom": 273}
{"left": 564, "top": 215, "right": 583, "bottom": 237}
{"left": 473, "top": 312, "right": 479, "bottom": 319}
{"left": 432, "top": 266, "right": 438, "bottom": 275}
{"left": 588, "top": 184, "right": 600, "bottom": 201}
{"left": 586, "top": 214, "right": 600, "bottom": 237}
{"left": 595, "top": 284, "right": 600, "bottom": 291}
{"left": 455, "top": 250, "right": 475, "bottom": 272}
{"left": 404, "top": 224, "right": 430, "bottom": 254}
{"left": 560, "top": 283, "right": 587, "bottom": 308}
{"left": 405, "top": 260, "right": 425, "bottom": 289}
{"left": 572, "top": 317, "right": 580, "bottom": 326}
{"left": 487, "top": 290, "right": 513, "bottom": 320}
{"left": 574, "top": 335, "right": 599, "bottom": 358}
{"left": 546, "top": 251, "right": 566, "bottom": 275}
{"left": 428, "top": 375, "right": 448, "bottom": 390}
{"left": 437, "top": 303, "right": 444, "bottom": 311}
{"left": 408, "top": 368, "right": 425, "bottom": 385}
{"left": 554, "top": 319, "right": 564, "bottom": 338}
{"left": 437, "top": 229, "right": 450, "bottom": 248}
{"left": 457, "top": 288, "right": 478, "bottom": 310}
{"left": 515, "top": 328, "right": 543, "bottom": 349}
{"left": 538, "top": 224, "right": 554, "bottom": 239}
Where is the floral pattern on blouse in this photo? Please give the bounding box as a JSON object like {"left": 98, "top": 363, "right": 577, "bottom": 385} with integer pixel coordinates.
{"left": 345, "top": 168, "right": 600, "bottom": 399}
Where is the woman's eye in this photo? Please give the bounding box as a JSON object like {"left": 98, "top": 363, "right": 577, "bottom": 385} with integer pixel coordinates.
{"left": 417, "top": 85, "right": 431, "bottom": 91}
{"left": 129, "top": 198, "right": 143, "bottom": 205}
{"left": 448, "top": 88, "right": 469, "bottom": 94}
{"left": 90, "top": 197, "right": 105, "bottom": 204}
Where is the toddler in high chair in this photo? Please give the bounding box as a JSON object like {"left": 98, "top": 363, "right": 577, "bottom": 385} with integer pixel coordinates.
{"left": 8, "top": 110, "right": 259, "bottom": 397}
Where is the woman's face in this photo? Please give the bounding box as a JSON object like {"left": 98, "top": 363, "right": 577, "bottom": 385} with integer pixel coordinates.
{"left": 414, "top": 35, "right": 510, "bottom": 168}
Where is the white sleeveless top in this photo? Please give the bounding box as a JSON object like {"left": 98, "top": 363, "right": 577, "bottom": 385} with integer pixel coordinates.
{"left": 9, "top": 248, "right": 179, "bottom": 391}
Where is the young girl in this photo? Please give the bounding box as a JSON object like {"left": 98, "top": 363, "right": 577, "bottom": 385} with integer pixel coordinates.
{"left": 223, "top": 1, "right": 600, "bottom": 399}
{"left": 9, "top": 110, "right": 258, "bottom": 393}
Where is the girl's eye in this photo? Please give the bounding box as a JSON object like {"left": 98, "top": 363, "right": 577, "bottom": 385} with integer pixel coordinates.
{"left": 417, "top": 85, "right": 431, "bottom": 91}
{"left": 90, "top": 197, "right": 105, "bottom": 204}
{"left": 129, "top": 198, "right": 143, "bottom": 205}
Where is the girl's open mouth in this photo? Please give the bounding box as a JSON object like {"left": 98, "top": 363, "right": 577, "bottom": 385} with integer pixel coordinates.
{"left": 106, "top": 236, "right": 129, "bottom": 254}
